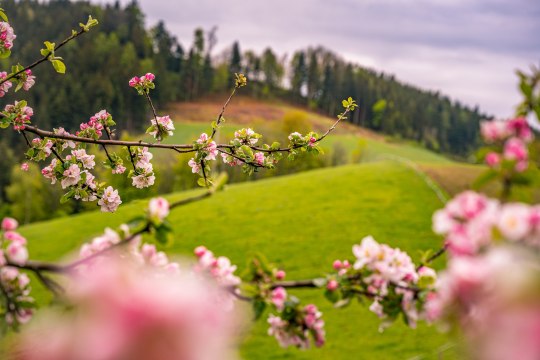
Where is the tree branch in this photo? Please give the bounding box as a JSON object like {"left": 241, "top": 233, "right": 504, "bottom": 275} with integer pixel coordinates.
{"left": 0, "top": 27, "right": 89, "bottom": 86}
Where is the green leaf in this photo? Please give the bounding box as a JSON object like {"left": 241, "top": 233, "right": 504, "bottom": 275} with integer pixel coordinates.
{"left": 0, "top": 9, "right": 8, "bottom": 22}
{"left": 197, "top": 177, "right": 207, "bottom": 187}
{"left": 154, "top": 225, "right": 173, "bottom": 246}
{"left": 342, "top": 100, "right": 348, "bottom": 108}
{"left": 44, "top": 41, "right": 55, "bottom": 51}
{"left": 0, "top": 50, "right": 10, "bottom": 59}
{"left": 324, "top": 289, "right": 339, "bottom": 303}
{"left": 14, "top": 81, "right": 23, "bottom": 92}
{"left": 252, "top": 299, "right": 266, "bottom": 320}
{"left": 51, "top": 59, "right": 66, "bottom": 74}
{"left": 60, "top": 190, "right": 75, "bottom": 204}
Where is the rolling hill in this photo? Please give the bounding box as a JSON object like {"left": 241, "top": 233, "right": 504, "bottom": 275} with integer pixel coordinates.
{"left": 9, "top": 161, "right": 462, "bottom": 359}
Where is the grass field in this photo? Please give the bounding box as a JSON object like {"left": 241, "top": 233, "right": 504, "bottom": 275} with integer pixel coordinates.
{"left": 10, "top": 162, "right": 461, "bottom": 359}
{"left": 2, "top": 98, "right": 476, "bottom": 358}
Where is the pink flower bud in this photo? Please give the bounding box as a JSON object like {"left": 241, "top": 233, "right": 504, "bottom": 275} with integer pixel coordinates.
{"left": 332, "top": 260, "right": 342, "bottom": 270}
{"left": 275, "top": 270, "right": 286, "bottom": 280}
{"left": 194, "top": 246, "right": 207, "bottom": 257}
{"left": 485, "top": 152, "right": 501, "bottom": 167}
{"left": 1, "top": 217, "right": 18, "bottom": 231}
{"left": 327, "top": 279, "right": 339, "bottom": 291}
{"left": 128, "top": 76, "right": 139, "bottom": 87}
{"left": 6, "top": 242, "right": 28, "bottom": 265}
{"left": 145, "top": 72, "right": 155, "bottom": 81}
{"left": 20, "top": 162, "right": 29, "bottom": 171}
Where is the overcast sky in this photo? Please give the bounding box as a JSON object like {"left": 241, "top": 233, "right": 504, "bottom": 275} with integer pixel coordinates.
{"left": 107, "top": 0, "right": 540, "bottom": 117}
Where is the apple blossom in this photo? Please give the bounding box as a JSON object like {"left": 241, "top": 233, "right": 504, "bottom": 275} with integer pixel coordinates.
{"left": 485, "top": 152, "right": 500, "bottom": 167}
{"left": 6, "top": 242, "right": 29, "bottom": 265}
{"left": 21, "top": 69, "right": 35, "bottom": 91}
{"left": 148, "top": 197, "right": 169, "bottom": 223}
{"left": 270, "top": 287, "right": 287, "bottom": 311}
{"left": 0, "top": 71, "right": 12, "bottom": 97}
{"left": 97, "top": 186, "right": 122, "bottom": 212}
{"left": 4, "top": 101, "right": 33, "bottom": 130}
{"left": 188, "top": 158, "right": 201, "bottom": 173}
{"left": 0, "top": 21, "right": 16, "bottom": 52}
{"left": 147, "top": 115, "right": 175, "bottom": 140}
{"left": 275, "top": 269, "right": 286, "bottom": 280}
{"left": 13, "top": 258, "right": 239, "bottom": 360}
{"left": 60, "top": 164, "right": 81, "bottom": 189}
{"left": 112, "top": 164, "right": 126, "bottom": 174}
{"left": 432, "top": 191, "right": 499, "bottom": 255}
{"left": 2, "top": 217, "right": 18, "bottom": 231}
{"left": 128, "top": 72, "right": 156, "bottom": 94}
{"left": 326, "top": 279, "right": 338, "bottom": 291}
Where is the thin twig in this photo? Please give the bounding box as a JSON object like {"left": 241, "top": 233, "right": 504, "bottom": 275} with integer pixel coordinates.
{"left": 210, "top": 87, "right": 237, "bottom": 139}
{"left": 0, "top": 27, "right": 88, "bottom": 86}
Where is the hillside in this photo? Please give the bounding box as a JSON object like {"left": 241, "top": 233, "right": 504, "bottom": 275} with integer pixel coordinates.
{"left": 12, "top": 162, "right": 461, "bottom": 359}
{"left": 163, "top": 96, "right": 453, "bottom": 165}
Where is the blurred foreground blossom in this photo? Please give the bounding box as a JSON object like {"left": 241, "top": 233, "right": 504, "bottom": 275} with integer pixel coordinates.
{"left": 10, "top": 257, "right": 243, "bottom": 360}
{"left": 426, "top": 246, "right": 540, "bottom": 360}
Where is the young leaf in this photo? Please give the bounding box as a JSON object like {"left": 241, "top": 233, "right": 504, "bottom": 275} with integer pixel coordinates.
{"left": 51, "top": 60, "right": 66, "bottom": 74}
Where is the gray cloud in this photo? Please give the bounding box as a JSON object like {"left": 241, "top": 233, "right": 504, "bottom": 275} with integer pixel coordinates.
{"left": 105, "top": 0, "right": 540, "bottom": 117}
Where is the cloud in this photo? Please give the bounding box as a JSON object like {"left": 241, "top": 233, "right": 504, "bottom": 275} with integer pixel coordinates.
{"left": 107, "top": 0, "right": 540, "bottom": 117}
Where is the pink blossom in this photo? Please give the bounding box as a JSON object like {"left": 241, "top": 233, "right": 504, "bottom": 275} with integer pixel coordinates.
{"left": 14, "top": 258, "right": 239, "bottom": 360}
{"left": 4, "top": 101, "right": 33, "bottom": 130}
{"left": 6, "top": 242, "right": 28, "bottom": 265}
{"left": 20, "top": 162, "right": 29, "bottom": 171}
{"left": 0, "top": 22, "right": 15, "bottom": 51}
{"left": 433, "top": 191, "right": 499, "bottom": 256}
{"left": 221, "top": 152, "right": 243, "bottom": 166}
{"left": 271, "top": 287, "right": 287, "bottom": 311}
{"left": 97, "top": 186, "right": 122, "bottom": 212}
{"left": 308, "top": 136, "right": 317, "bottom": 147}
{"left": 188, "top": 158, "right": 201, "bottom": 173}
{"left": 480, "top": 120, "right": 510, "bottom": 143}
{"left": 194, "top": 246, "right": 207, "bottom": 257}
{"left": 148, "top": 115, "right": 175, "bottom": 139}
{"left": 497, "top": 203, "right": 532, "bottom": 241}
{"left": 148, "top": 197, "right": 169, "bottom": 222}
{"left": 326, "top": 279, "right": 338, "bottom": 291}
{"left": 41, "top": 159, "right": 58, "bottom": 184}
{"left": 112, "top": 165, "right": 126, "bottom": 174}
{"left": 22, "top": 69, "right": 35, "bottom": 91}
{"left": 332, "top": 260, "right": 343, "bottom": 270}
{"left": 71, "top": 149, "right": 95, "bottom": 169}
{"left": 128, "top": 76, "right": 139, "bottom": 87}
{"left": 485, "top": 152, "right": 501, "bottom": 167}
{"left": 503, "top": 137, "right": 528, "bottom": 172}
{"left": 0, "top": 71, "right": 12, "bottom": 97}
{"left": 2, "top": 217, "right": 18, "bottom": 231}
{"left": 275, "top": 270, "right": 286, "bottom": 280}
{"left": 61, "top": 164, "right": 81, "bottom": 189}
{"left": 507, "top": 117, "right": 534, "bottom": 143}
{"left": 254, "top": 152, "right": 265, "bottom": 165}
{"left": 143, "top": 72, "right": 155, "bottom": 81}
{"left": 131, "top": 174, "right": 155, "bottom": 189}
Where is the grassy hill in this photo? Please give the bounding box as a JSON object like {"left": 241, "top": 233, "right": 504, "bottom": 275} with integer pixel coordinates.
{"left": 162, "top": 96, "right": 453, "bottom": 165}
{"left": 11, "top": 161, "right": 461, "bottom": 359}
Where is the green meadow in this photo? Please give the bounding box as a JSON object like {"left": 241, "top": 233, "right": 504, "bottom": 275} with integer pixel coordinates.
{"left": 13, "top": 160, "right": 460, "bottom": 359}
